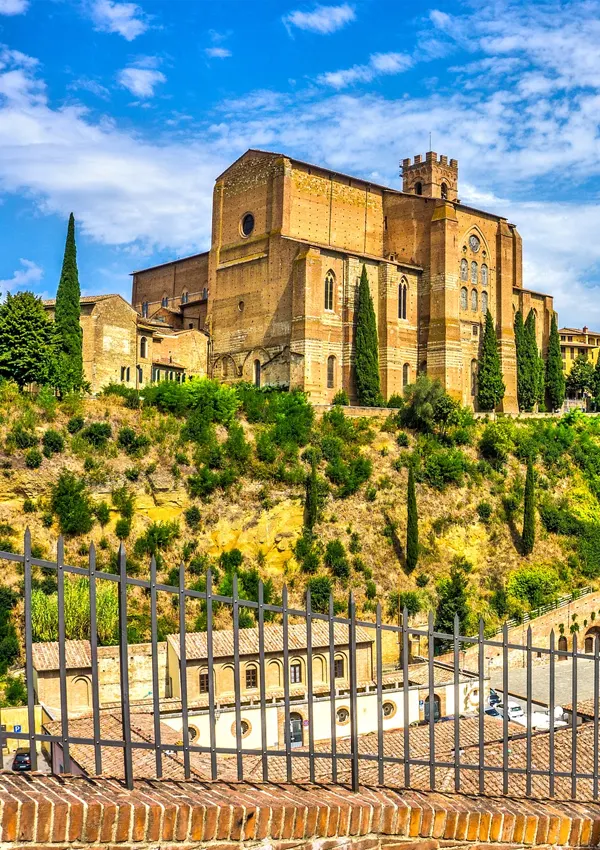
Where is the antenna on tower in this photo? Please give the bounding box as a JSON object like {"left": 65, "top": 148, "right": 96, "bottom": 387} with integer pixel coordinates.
{"left": 429, "top": 131, "right": 432, "bottom": 150}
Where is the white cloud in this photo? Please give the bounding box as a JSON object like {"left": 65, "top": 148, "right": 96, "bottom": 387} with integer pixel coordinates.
{"left": 205, "top": 47, "right": 232, "bottom": 59}
{"left": 0, "top": 0, "right": 28, "bottom": 14}
{"left": 283, "top": 3, "right": 355, "bottom": 35}
{"left": 318, "top": 51, "right": 413, "bottom": 88}
{"left": 68, "top": 78, "right": 111, "bottom": 100}
{"left": 89, "top": 0, "right": 148, "bottom": 41}
{"left": 117, "top": 59, "right": 166, "bottom": 98}
{"left": 0, "top": 259, "right": 43, "bottom": 293}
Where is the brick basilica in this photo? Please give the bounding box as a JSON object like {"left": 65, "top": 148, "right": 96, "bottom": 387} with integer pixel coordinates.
{"left": 131, "top": 149, "right": 555, "bottom": 411}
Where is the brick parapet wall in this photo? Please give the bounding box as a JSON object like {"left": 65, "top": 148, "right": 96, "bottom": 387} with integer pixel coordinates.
{"left": 2, "top": 775, "right": 600, "bottom": 849}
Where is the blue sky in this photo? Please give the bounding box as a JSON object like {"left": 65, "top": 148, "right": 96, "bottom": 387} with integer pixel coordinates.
{"left": 1, "top": 0, "right": 600, "bottom": 327}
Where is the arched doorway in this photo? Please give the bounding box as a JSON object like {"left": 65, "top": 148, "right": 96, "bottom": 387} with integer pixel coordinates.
{"left": 290, "top": 712, "right": 303, "bottom": 748}
{"left": 585, "top": 626, "right": 600, "bottom": 653}
{"left": 558, "top": 635, "right": 568, "bottom": 658}
{"left": 253, "top": 359, "right": 261, "bottom": 388}
{"left": 424, "top": 694, "right": 441, "bottom": 723}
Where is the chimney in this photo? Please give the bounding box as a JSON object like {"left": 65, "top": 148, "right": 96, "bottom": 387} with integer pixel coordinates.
{"left": 584, "top": 326, "right": 589, "bottom": 334}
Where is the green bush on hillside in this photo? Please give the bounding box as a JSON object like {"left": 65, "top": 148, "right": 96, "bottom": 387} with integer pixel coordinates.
{"left": 50, "top": 471, "right": 94, "bottom": 536}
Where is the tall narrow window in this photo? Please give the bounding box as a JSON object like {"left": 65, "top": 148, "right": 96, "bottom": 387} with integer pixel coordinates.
{"left": 402, "top": 363, "right": 410, "bottom": 387}
{"left": 471, "top": 359, "right": 478, "bottom": 397}
{"left": 181, "top": 290, "right": 189, "bottom": 304}
{"left": 481, "top": 290, "right": 488, "bottom": 313}
{"left": 137, "top": 365, "right": 143, "bottom": 385}
{"left": 161, "top": 295, "right": 169, "bottom": 308}
{"left": 471, "top": 289, "right": 478, "bottom": 311}
{"left": 327, "top": 355, "right": 335, "bottom": 389}
{"left": 120, "top": 366, "right": 126, "bottom": 381}
{"left": 253, "top": 359, "right": 261, "bottom": 388}
{"left": 324, "top": 270, "right": 335, "bottom": 311}
{"left": 398, "top": 278, "right": 408, "bottom": 320}
{"left": 441, "top": 182, "right": 448, "bottom": 200}
{"left": 415, "top": 182, "right": 422, "bottom": 195}
{"left": 140, "top": 336, "right": 147, "bottom": 358}
{"left": 460, "top": 259, "right": 468, "bottom": 281}
{"left": 290, "top": 662, "right": 302, "bottom": 684}
{"left": 142, "top": 301, "right": 149, "bottom": 318}
{"left": 471, "top": 261, "right": 478, "bottom": 284}
{"left": 481, "top": 264, "right": 488, "bottom": 286}
{"left": 460, "top": 287, "right": 468, "bottom": 310}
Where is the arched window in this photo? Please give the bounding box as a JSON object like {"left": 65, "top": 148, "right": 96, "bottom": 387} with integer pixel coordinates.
{"left": 586, "top": 636, "right": 594, "bottom": 654}
{"left": 460, "top": 259, "right": 468, "bottom": 281}
{"left": 424, "top": 694, "right": 441, "bottom": 722}
{"left": 327, "top": 355, "right": 335, "bottom": 389}
{"left": 415, "top": 181, "right": 423, "bottom": 196}
{"left": 161, "top": 295, "right": 169, "bottom": 308}
{"left": 137, "top": 365, "right": 143, "bottom": 385}
{"left": 402, "top": 363, "right": 410, "bottom": 387}
{"left": 334, "top": 656, "right": 345, "bottom": 679}
{"left": 471, "top": 289, "right": 478, "bottom": 312}
{"left": 245, "top": 664, "right": 258, "bottom": 690}
{"left": 140, "top": 337, "right": 147, "bottom": 358}
{"left": 181, "top": 291, "right": 189, "bottom": 305}
{"left": 481, "top": 264, "right": 488, "bottom": 286}
{"left": 471, "top": 261, "right": 478, "bottom": 284}
{"left": 441, "top": 182, "right": 448, "bottom": 200}
{"left": 290, "top": 712, "right": 303, "bottom": 748}
{"left": 324, "top": 270, "right": 335, "bottom": 311}
{"left": 142, "top": 301, "right": 149, "bottom": 318}
{"left": 481, "top": 291, "right": 488, "bottom": 313}
{"left": 398, "top": 278, "right": 408, "bottom": 320}
{"left": 72, "top": 677, "right": 91, "bottom": 708}
{"left": 253, "top": 359, "right": 261, "bottom": 388}
{"left": 199, "top": 668, "right": 210, "bottom": 693}
{"left": 558, "top": 635, "right": 568, "bottom": 655}
{"left": 460, "top": 287, "right": 468, "bottom": 310}
{"left": 471, "top": 359, "right": 478, "bottom": 397}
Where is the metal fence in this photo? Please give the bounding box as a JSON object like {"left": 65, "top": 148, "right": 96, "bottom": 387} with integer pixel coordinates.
{"left": 3, "top": 531, "right": 600, "bottom": 800}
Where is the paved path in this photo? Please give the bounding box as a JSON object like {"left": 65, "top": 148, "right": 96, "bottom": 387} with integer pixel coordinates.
{"left": 490, "top": 657, "right": 599, "bottom": 708}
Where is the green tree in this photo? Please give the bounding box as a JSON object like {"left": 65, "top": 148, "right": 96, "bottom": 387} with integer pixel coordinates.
{"left": 593, "top": 356, "right": 600, "bottom": 408}
{"left": 406, "top": 465, "right": 418, "bottom": 572}
{"left": 435, "top": 556, "right": 471, "bottom": 649}
{"left": 567, "top": 355, "right": 595, "bottom": 397}
{"left": 50, "top": 471, "right": 94, "bottom": 536}
{"left": 506, "top": 564, "right": 559, "bottom": 610}
{"left": 477, "top": 311, "right": 505, "bottom": 411}
{"left": 400, "top": 375, "right": 446, "bottom": 433}
{"left": 354, "top": 264, "right": 381, "bottom": 405}
{"left": 545, "top": 315, "right": 566, "bottom": 411}
{"left": 54, "top": 213, "right": 84, "bottom": 393}
{"left": 514, "top": 310, "right": 529, "bottom": 411}
{"left": 522, "top": 458, "right": 535, "bottom": 555}
{"left": 524, "top": 310, "right": 544, "bottom": 409}
{"left": 304, "top": 461, "right": 319, "bottom": 530}
{"left": 0, "top": 292, "right": 57, "bottom": 388}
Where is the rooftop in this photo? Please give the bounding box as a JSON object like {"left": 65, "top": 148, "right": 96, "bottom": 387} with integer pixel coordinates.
{"left": 168, "top": 622, "right": 373, "bottom": 661}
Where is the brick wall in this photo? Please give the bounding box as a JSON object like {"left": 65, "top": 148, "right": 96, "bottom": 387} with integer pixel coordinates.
{"left": 2, "top": 774, "right": 600, "bottom": 848}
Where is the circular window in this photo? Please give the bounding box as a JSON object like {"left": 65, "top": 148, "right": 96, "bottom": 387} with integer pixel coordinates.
{"left": 188, "top": 725, "right": 199, "bottom": 741}
{"left": 336, "top": 707, "right": 350, "bottom": 725}
{"left": 231, "top": 719, "right": 252, "bottom": 738}
{"left": 382, "top": 701, "right": 397, "bottom": 718}
{"left": 238, "top": 300, "right": 244, "bottom": 312}
{"left": 241, "top": 213, "right": 255, "bottom": 237}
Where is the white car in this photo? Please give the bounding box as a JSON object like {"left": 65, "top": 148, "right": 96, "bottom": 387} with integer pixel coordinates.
{"left": 496, "top": 700, "right": 524, "bottom": 722}
{"left": 529, "top": 707, "right": 568, "bottom": 731}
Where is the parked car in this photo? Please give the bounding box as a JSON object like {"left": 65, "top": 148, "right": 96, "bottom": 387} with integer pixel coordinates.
{"left": 12, "top": 749, "right": 31, "bottom": 771}
{"left": 496, "top": 701, "right": 525, "bottom": 722}
{"left": 530, "top": 707, "right": 568, "bottom": 731}
{"left": 488, "top": 689, "right": 501, "bottom": 707}
{"left": 484, "top": 706, "right": 501, "bottom": 718}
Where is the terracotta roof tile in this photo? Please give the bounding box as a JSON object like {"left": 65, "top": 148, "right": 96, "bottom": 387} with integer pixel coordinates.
{"left": 167, "top": 622, "right": 373, "bottom": 661}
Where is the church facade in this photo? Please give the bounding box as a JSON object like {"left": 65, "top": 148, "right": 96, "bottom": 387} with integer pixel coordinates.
{"left": 131, "top": 149, "right": 555, "bottom": 411}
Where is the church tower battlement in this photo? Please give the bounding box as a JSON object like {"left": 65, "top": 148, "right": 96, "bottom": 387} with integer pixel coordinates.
{"left": 401, "top": 151, "right": 458, "bottom": 201}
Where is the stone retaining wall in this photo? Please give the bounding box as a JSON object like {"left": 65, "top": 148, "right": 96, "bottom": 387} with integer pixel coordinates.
{"left": 2, "top": 775, "right": 600, "bottom": 849}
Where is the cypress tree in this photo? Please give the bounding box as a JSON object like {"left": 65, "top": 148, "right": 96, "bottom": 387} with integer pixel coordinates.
{"left": 476, "top": 310, "right": 505, "bottom": 411}
{"left": 406, "top": 465, "right": 418, "bottom": 572}
{"left": 593, "top": 355, "right": 600, "bottom": 409}
{"left": 522, "top": 458, "right": 535, "bottom": 556}
{"left": 545, "top": 315, "right": 565, "bottom": 411}
{"left": 305, "top": 461, "right": 318, "bottom": 530}
{"left": 354, "top": 264, "right": 381, "bottom": 405}
{"left": 55, "top": 213, "right": 84, "bottom": 394}
{"left": 523, "top": 310, "right": 544, "bottom": 410}
{"left": 514, "top": 310, "right": 528, "bottom": 411}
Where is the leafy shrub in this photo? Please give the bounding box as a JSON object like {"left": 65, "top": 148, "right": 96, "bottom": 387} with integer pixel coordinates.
{"left": 25, "top": 448, "right": 42, "bottom": 469}
{"left": 396, "top": 431, "right": 409, "bottom": 447}
{"left": 365, "top": 580, "right": 377, "bottom": 600}
{"left": 477, "top": 501, "right": 493, "bottom": 521}
{"left": 31, "top": 578, "right": 118, "bottom": 644}
{"left": 387, "top": 393, "right": 404, "bottom": 409}
{"left": 117, "top": 426, "right": 151, "bottom": 456}
{"left": 294, "top": 531, "right": 321, "bottom": 574}
{"left": 101, "top": 383, "right": 140, "bottom": 408}
{"left": 50, "top": 472, "right": 94, "bottom": 536}
{"left": 306, "top": 576, "right": 333, "bottom": 613}
{"left": 479, "top": 421, "right": 514, "bottom": 469}
{"left": 400, "top": 375, "right": 447, "bottom": 433}
{"left": 388, "top": 590, "right": 422, "bottom": 618}
{"left": 416, "top": 573, "right": 430, "bottom": 587}
{"left": 506, "top": 564, "right": 560, "bottom": 610}
{"left": 42, "top": 429, "right": 64, "bottom": 456}
{"left": 422, "top": 448, "right": 466, "bottom": 490}
{"left": 124, "top": 466, "right": 140, "bottom": 482}
{"left": 80, "top": 422, "right": 112, "bottom": 448}
{"left": 325, "top": 454, "right": 372, "bottom": 497}
{"left": 224, "top": 422, "right": 251, "bottom": 468}
{"left": 41, "top": 512, "right": 53, "bottom": 528}
{"left": 23, "top": 498, "right": 36, "bottom": 513}
{"left": 538, "top": 499, "right": 580, "bottom": 535}
{"left": 10, "top": 424, "right": 38, "bottom": 449}
{"left": 111, "top": 486, "right": 136, "bottom": 520}
{"left": 366, "top": 486, "right": 377, "bottom": 502}
{"left": 332, "top": 389, "right": 349, "bottom": 406}
{"left": 324, "top": 538, "right": 350, "bottom": 579}
{"left": 184, "top": 505, "right": 201, "bottom": 529}
{"left": 348, "top": 531, "right": 361, "bottom": 554}
{"left": 115, "top": 518, "right": 131, "bottom": 539}
{"left": 93, "top": 501, "right": 110, "bottom": 527}
{"left": 67, "top": 415, "right": 84, "bottom": 434}
{"left": 134, "top": 521, "right": 180, "bottom": 561}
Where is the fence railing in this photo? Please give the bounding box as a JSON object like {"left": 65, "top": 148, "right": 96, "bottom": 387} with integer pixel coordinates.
{"left": 487, "top": 587, "right": 594, "bottom": 636}
{"left": 4, "top": 531, "right": 600, "bottom": 800}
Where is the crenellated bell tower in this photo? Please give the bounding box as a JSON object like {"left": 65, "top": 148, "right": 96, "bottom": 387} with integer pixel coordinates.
{"left": 401, "top": 151, "right": 458, "bottom": 201}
